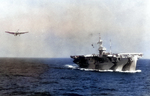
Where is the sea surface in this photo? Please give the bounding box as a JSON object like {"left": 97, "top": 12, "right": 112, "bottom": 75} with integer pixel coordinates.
{"left": 0, "top": 58, "right": 150, "bottom": 96}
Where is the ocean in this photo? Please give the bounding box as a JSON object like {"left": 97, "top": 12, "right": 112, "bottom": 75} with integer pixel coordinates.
{"left": 0, "top": 58, "right": 149, "bottom": 96}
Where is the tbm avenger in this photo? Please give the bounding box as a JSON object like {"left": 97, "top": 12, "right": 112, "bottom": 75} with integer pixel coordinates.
{"left": 5, "top": 29, "right": 28, "bottom": 36}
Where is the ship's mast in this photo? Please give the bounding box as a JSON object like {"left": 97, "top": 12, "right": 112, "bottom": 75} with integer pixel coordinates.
{"left": 97, "top": 33, "right": 106, "bottom": 56}
{"left": 110, "top": 39, "right": 111, "bottom": 54}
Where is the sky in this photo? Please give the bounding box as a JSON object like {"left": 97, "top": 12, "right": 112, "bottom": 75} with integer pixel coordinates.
{"left": 0, "top": 0, "right": 149, "bottom": 58}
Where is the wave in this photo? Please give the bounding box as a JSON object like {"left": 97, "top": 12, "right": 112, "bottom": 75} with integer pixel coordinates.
{"left": 65, "top": 64, "right": 141, "bottom": 73}
{"left": 65, "top": 64, "right": 79, "bottom": 69}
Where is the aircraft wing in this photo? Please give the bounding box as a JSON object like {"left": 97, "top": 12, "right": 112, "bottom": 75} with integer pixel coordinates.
{"left": 18, "top": 32, "right": 28, "bottom": 34}
{"left": 5, "top": 31, "right": 15, "bottom": 34}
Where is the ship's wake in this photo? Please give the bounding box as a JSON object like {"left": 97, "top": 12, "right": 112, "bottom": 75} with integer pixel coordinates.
{"left": 65, "top": 64, "right": 78, "bottom": 69}
{"left": 65, "top": 64, "right": 141, "bottom": 73}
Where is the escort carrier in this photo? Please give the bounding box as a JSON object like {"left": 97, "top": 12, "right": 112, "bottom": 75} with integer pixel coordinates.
{"left": 70, "top": 34, "right": 143, "bottom": 72}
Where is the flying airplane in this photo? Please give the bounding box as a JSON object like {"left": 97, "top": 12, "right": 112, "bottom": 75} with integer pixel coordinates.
{"left": 5, "top": 29, "right": 28, "bottom": 36}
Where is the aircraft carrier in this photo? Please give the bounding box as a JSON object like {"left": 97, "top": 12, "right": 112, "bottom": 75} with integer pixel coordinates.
{"left": 70, "top": 34, "right": 143, "bottom": 72}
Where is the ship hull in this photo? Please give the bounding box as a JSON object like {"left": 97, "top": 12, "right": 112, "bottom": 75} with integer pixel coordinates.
{"left": 71, "top": 55, "right": 140, "bottom": 71}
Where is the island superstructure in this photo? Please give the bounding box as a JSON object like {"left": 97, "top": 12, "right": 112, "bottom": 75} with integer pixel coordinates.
{"left": 70, "top": 34, "right": 143, "bottom": 71}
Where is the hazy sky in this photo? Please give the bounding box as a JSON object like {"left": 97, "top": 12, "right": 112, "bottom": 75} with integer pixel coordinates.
{"left": 0, "top": 0, "right": 149, "bottom": 58}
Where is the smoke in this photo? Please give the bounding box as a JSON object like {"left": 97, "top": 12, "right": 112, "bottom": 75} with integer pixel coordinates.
{"left": 0, "top": 0, "right": 148, "bottom": 58}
